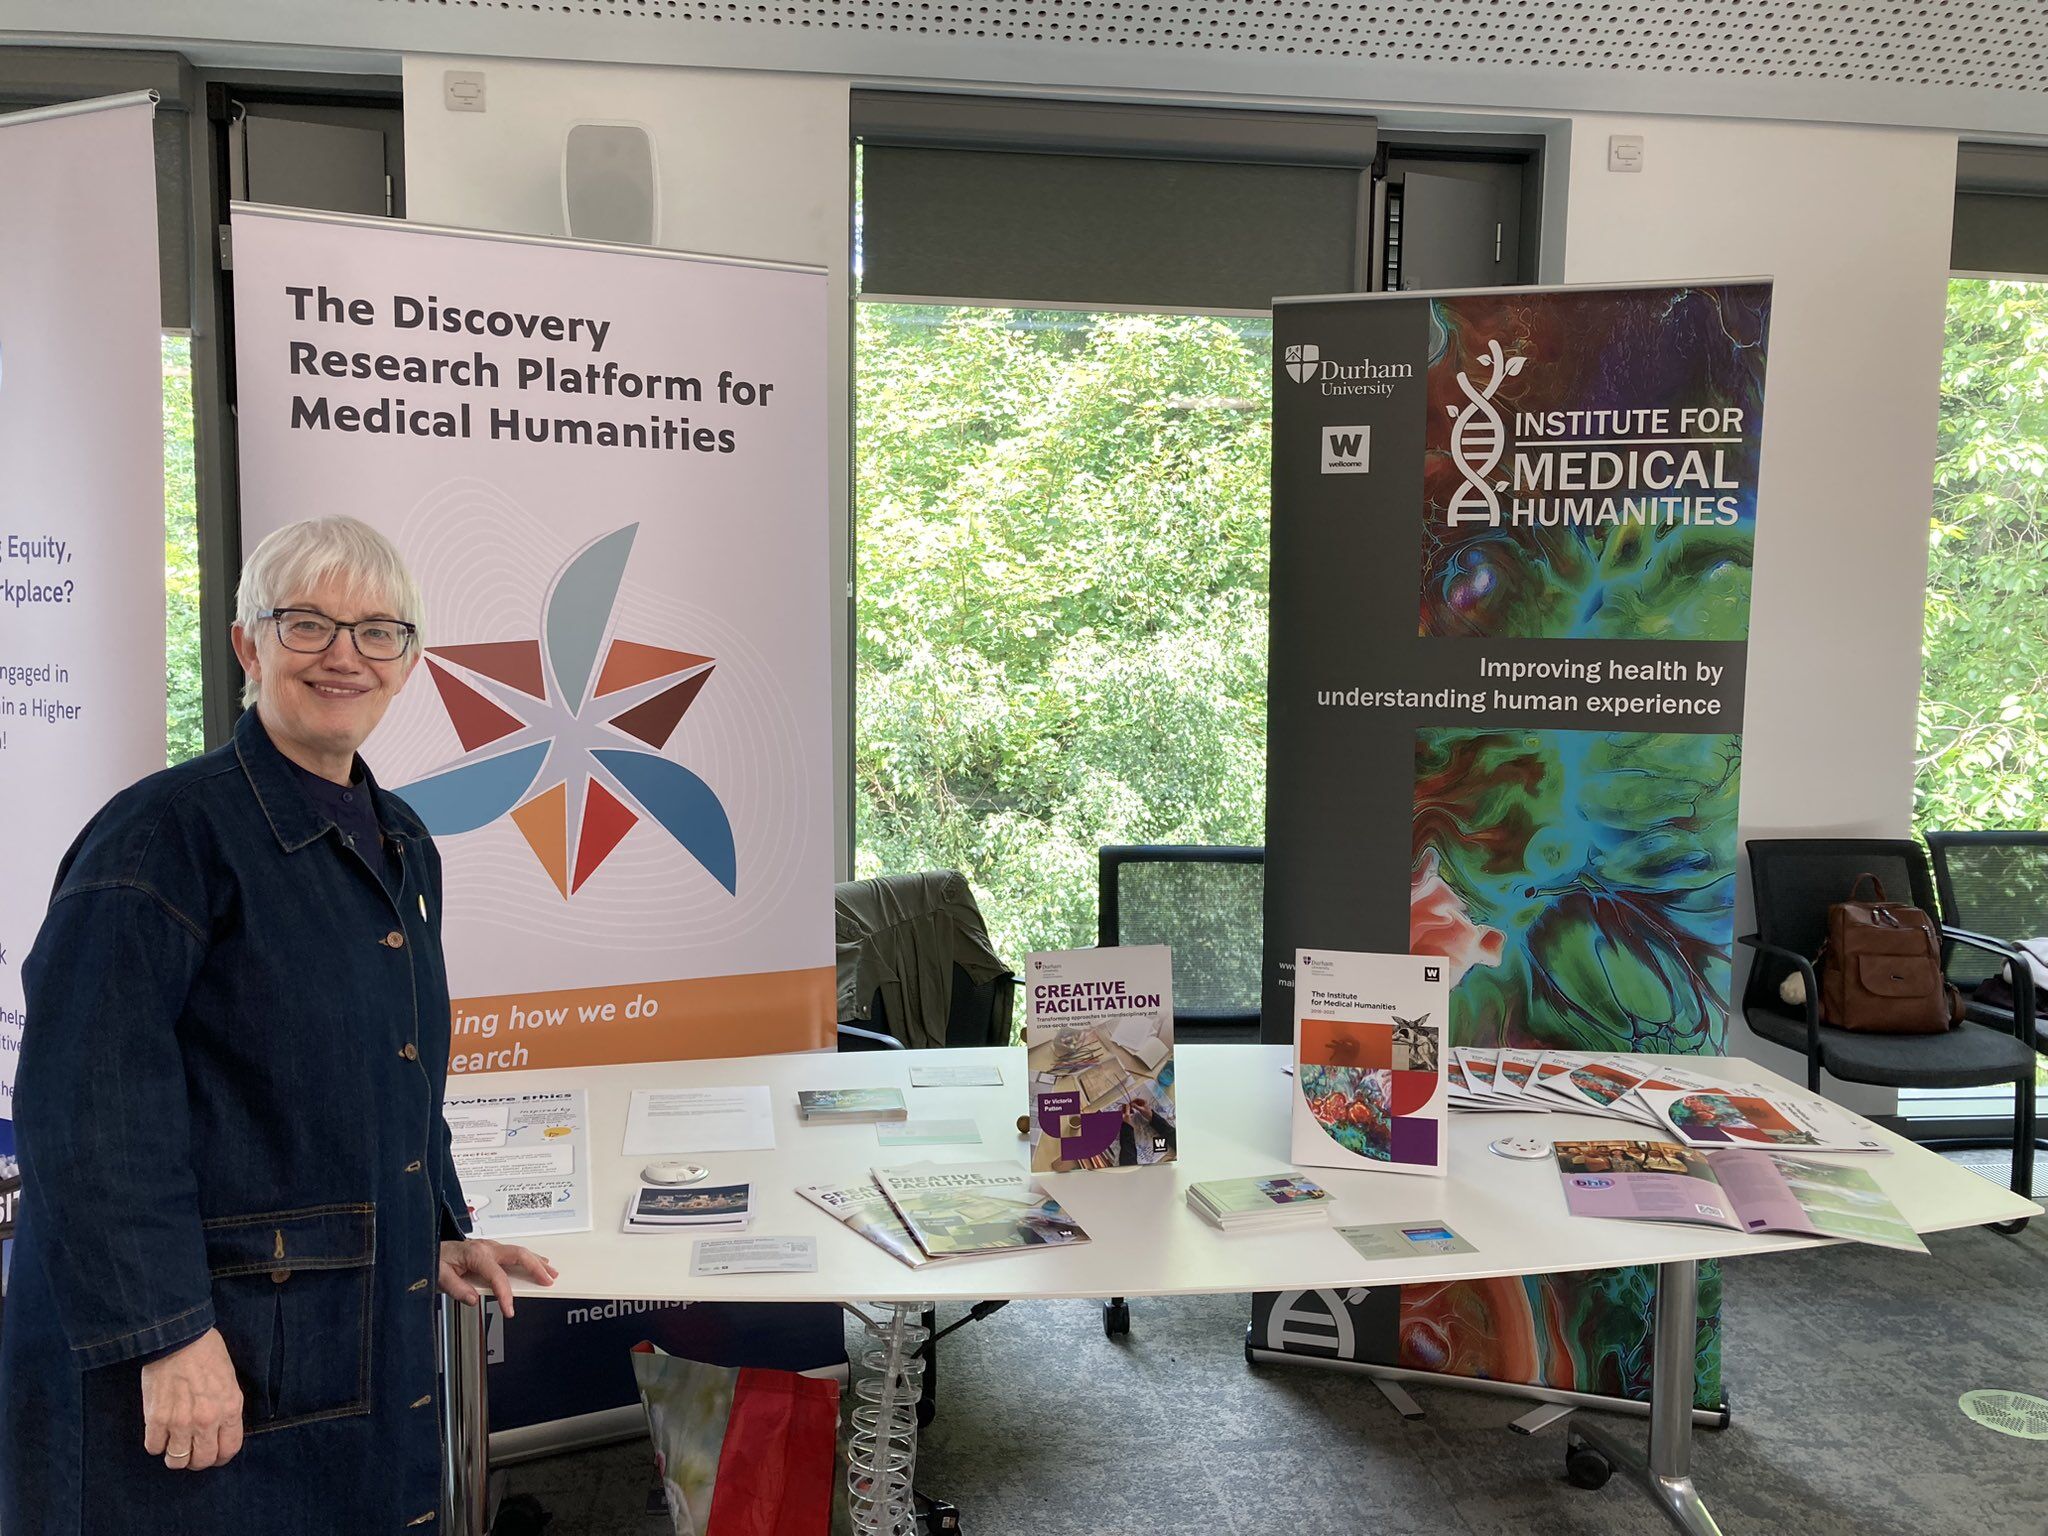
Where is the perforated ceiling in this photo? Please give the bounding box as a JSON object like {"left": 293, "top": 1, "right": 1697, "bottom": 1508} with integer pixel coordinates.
{"left": 376, "top": 0, "right": 2048, "bottom": 91}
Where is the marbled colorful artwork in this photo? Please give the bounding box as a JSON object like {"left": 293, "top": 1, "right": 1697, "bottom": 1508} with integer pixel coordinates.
{"left": 1419, "top": 286, "right": 1768, "bottom": 642}
{"left": 1412, "top": 726, "right": 1738, "bottom": 1055}
{"left": 1398, "top": 1260, "right": 1724, "bottom": 1410}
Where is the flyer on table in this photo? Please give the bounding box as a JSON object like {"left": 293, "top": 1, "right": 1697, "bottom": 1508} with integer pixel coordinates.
{"left": 1291, "top": 949, "right": 1449, "bottom": 1177}
{"left": 1025, "top": 944, "right": 1176, "bottom": 1173}
{"left": 446, "top": 1088, "right": 591, "bottom": 1237}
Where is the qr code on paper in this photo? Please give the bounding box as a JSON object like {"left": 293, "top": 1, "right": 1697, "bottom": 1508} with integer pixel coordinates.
{"left": 506, "top": 1191, "right": 554, "bottom": 1212}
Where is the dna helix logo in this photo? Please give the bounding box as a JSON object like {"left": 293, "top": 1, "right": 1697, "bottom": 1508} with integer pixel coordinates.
{"left": 1446, "top": 339, "right": 1526, "bottom": 527}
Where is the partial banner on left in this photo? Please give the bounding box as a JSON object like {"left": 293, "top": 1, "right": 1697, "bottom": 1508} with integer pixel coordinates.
{"left": 0, "top": 95, "right": 167, "bottom": 1176}
{"left": 231, "top": 205, "right": 837, "bottom": 1069}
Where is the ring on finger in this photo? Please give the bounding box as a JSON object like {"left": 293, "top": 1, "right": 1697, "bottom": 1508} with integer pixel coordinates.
{"left": 165, "top": 1451, "right": 192, "bottom": 1465}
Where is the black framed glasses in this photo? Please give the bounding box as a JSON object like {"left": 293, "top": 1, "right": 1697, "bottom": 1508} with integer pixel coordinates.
{"left": 268, "top": 608, "right": 418, "bottom": 661}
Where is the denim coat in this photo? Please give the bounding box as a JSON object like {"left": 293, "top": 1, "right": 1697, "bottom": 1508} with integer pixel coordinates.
{"left": 0, "top": 707, "right": 470, "bottom": 1535}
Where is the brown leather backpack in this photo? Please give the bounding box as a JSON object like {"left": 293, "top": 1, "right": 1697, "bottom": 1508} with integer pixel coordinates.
{"left": 1818, "top": 873, "right": 1961, "bottom": 1034}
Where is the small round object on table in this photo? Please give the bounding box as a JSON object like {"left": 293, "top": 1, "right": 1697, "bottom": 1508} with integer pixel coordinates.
{"left": 641, "top": 1160, "right": 710, "bottom": 1185}
{"left": 1488, "top": 1135, "right": 1551, "bottom": 1160}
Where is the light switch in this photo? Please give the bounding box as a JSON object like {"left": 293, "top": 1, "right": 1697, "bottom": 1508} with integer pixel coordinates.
{"left": 1608, "top": 135, "right": 1645, "bottom": 173}
{"left": 444, "top": 71, "right": 486, "bottom": 113}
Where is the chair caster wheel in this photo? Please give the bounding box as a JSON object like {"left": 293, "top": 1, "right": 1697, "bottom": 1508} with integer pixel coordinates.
{"left": 916, "top": 1396, "right": 936, "bottom": 1429}
{"left": 1992, "top": 1217, "right": 2030, "bottom": 1236}
{"left": 1564, "top": 1441, "right": 1612, "bottom": 1491}
{"left": 1103, "top": 1301, "right": 1130, "bottom": 1338}
{"left": 490, "top": 1493, "right": 553, "bottom": 1536}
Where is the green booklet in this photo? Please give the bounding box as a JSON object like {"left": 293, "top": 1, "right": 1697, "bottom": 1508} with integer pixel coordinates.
{"left": 873, "top": 1161, "right": 1091, "bottom": 1257}
{"left": 795, "top": 1176, "right": 941, "bottom": 1268}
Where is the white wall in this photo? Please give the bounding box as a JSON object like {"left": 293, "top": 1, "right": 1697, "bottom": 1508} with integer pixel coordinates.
{"left": 401, "top": 55, "right": 855, "bottom": 863}
{"left": 1562, "top": 115, "right": 1959, "bottom": 1106}
{"left": 405, "top": 66, "right": 1965, "bottom": 1108}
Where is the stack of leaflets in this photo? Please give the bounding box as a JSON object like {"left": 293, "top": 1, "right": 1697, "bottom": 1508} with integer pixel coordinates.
{"left": 1553, "top": 1139, "right": 1924, "bottom": 1251}
{"left": 1634, "top": 1087, "right": 1891, "bottom": 1154}
{"left": 1185, "top": 1173, "right": 1332, "bottom": 1233}
{"left": 623, "top": 1182, "right": 752, "bottom": 1235}
{"left": 1025, "top": 945, "right": 1177, "bottom": 1172}
{"left": 796, "top": 1176, "right": 945, "bottom": 1268}
{"left": 872, "top": 1161, "right": 1091, "bottom": 1258}
{"left": 797, "top": 1087, "right": 908, "bottom": 1124}
{"left": 1449, "top": 1049, "right": 1729, "bottom": 1130}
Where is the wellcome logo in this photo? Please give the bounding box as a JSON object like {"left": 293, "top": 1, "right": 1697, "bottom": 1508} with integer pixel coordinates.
{"left": 1320, "top": 425, "right": 1370, "bottom": 476}
{"left": 1285, "top": 340, "right": 1413, "bottom": 397}
{"left": 395, "top": 524, "right": 738, "bottom": 899}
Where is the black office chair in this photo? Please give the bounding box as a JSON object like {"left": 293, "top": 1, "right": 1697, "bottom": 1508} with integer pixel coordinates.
{"left": 1925, "top": 830, "right": 2048, "bottom": 1034}
{"left": 1098, "top": 844, "right": 1264, "bottom": 1042}
{"left": 832, "top": 870, "right": 1017, "bottom": 1425}
{"left": 1740, "top": 838, "right": 2039, "bottom": 1232}
{"left": 1095, "top": 845, "right": 1263, "bottom": 1335}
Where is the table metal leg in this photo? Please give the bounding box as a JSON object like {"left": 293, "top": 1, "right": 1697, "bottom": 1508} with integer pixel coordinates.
{"left": 440, "top": 1296, "right": 492, "bottom": 1536}
{"left": 1566, "top": 1259, "right": 1724, "bottom": 1536}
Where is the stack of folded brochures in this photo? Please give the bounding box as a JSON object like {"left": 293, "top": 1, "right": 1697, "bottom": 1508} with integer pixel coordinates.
{"left": 798, "top": 1087, "right": 909, "bottom": 1124}
{"left": 1185, "top": 1172, "right": 1332, "bottom": 1232}
{"left": 622, "top": 1182, "right": 753, "bottom": 1234}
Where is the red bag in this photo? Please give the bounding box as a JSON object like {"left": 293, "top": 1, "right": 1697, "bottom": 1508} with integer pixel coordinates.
{"left": 632, "top": 1343, "right": 840, "bottom": 1536}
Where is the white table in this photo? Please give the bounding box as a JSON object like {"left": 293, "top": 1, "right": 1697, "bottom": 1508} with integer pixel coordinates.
{"left": 439, "top": 1046, "right": 2038, "bottom": 1535}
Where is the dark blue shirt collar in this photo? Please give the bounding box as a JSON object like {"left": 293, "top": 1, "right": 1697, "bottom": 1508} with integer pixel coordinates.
{"left": 231, "top": 706, "right": 426, "bottom": 853}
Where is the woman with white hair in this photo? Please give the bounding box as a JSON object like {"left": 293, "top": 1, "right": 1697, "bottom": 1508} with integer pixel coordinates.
{"left": 0, "top": 515, "right": 555, "bottom": 1534}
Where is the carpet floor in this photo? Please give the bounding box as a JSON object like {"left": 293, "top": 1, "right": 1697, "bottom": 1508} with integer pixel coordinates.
{"left": 502, "top": 1157, "right": 2047, "bottom": 1536}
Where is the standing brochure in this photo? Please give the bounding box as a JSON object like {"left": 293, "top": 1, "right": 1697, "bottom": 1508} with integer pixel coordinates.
{"left": 1634, "top": 1088, "right": 1892, "bottom": 1154}
{"left": 1024, "top": 944, "right": 1176, "bottom": 1173}
{"left": 1554, "top": 1140, "right": 1924, "bottom": 1251}
{"left": 1292, "top": 949, "right": 1450, "bottom": 1178}
{"left": 873, "top": 1161, "right": 1091, "bottom": 1257}
{"left": 444, "top": 1089, "right": 592, "bottom": 1238}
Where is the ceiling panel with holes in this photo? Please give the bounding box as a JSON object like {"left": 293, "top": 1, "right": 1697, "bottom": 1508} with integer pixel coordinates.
{"left": 5, "top": 0, "right": 2047, "bottom": 136}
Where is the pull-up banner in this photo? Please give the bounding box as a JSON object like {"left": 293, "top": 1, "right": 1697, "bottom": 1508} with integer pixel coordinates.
{"left": 0, "top": 95, "right": 166, "bottom": 1181}
{"left": 231, "top": 206, "right": 842, "bottom": 1437}
{"left": 1263, "top": 280, "right": 1772, "bottom": 1407}
{"left": 232, "top": 205, "right": 836, "bottom": 1071}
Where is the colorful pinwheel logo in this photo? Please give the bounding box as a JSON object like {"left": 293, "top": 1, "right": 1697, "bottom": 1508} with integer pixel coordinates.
{"left": 395, "top": 525, "right": 737, "bottom": 897}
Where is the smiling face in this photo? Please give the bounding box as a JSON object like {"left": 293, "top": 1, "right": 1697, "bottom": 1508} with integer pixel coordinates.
{"left": 231, "top": 574, "right": 418, "bottom": 782}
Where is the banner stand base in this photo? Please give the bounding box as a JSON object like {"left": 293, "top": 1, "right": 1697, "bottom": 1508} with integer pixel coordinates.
{"left": 1242, "top": 1337, "right": 1731, "bottom": 1430}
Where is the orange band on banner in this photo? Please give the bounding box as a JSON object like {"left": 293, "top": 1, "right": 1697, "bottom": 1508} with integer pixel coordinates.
{"left": 446, "top": 967, "right": 835, "bottom": 1074}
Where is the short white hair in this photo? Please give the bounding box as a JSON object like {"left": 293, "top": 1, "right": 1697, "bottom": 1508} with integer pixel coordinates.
{"left": 237, "top": 516, "right": 425, "bottom": 705}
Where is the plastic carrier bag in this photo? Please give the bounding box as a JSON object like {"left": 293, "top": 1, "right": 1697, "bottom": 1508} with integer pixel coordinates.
{"left": 631, "top": 1341, "right": 841, "bottom": 1536}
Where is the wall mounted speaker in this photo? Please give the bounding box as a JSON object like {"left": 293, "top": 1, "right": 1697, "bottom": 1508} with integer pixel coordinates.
{"left": 562, "top": 121, "right": 659, "bottom": 246}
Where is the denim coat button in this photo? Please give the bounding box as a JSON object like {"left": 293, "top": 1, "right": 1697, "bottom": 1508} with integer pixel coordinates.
{"left": 384, "top": 930, "right": 405, "bottom": 949}
{"left": 400, "top": 1042, "right": 419, "bottom": 1062}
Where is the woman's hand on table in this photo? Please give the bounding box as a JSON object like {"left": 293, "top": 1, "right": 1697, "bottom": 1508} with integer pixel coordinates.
{"left": 438, "top": 1238, "right": 559, "bottom": 1318}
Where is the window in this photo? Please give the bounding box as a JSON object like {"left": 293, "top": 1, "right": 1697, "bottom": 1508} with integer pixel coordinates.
{"left": 1917, "top": 278, "right": 2048, "bottom": 835}
{"left": 854, "top": 302, "right": 1273, "bottom": 961}
{"left": 165, "top": 333, "right": 203, "bottom": 765}
{"left": 1903, "top": 276, "right": 2048, "bottom": 1126}
{"left": 850, "top": 95, "right": 1380, "bottom": 962}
